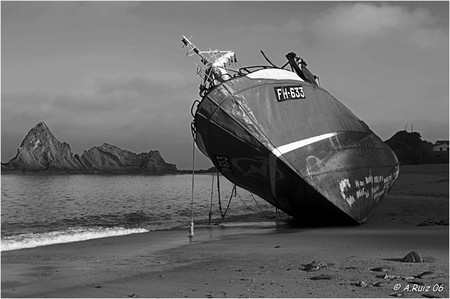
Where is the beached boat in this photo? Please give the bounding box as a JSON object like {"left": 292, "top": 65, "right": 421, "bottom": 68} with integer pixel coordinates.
{"left": 182, "top": 36, "right": 399, "bottom": 224}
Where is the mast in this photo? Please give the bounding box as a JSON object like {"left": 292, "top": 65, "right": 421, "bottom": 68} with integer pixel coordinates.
{"left": 181, "top": 35, "right": 238, "bottom": 89}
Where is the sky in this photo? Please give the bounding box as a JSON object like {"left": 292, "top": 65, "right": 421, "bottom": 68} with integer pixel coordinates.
{"left": 1, "top": 1, "right": 449, "bottom": 169}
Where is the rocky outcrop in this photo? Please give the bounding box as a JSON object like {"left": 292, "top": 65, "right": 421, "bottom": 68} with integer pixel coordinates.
{"left": 2, "top": 122, "right": 177, "bottom": 174}
{"left": 79, "top": 143, "right": 177, "bottom": 174}
{"left": 2, "top": 122, "right": 83, "bottom": 171}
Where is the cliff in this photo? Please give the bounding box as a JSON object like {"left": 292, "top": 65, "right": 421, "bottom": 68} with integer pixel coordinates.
{"left": 2, "top": 122, "right": 177, "bottom": 174}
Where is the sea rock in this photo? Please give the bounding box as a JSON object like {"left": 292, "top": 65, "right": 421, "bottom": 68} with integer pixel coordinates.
{"left": 2, "top": 122, "right": 177, "bottom": 174}
{"left": 402, "top": 251, "right": 424, "bottom": 263}
{"left": 2, "top": 122, "right": 84, "bottom": 171}
{"left": 79, "top": 143, "right": 177, "bottom": 174}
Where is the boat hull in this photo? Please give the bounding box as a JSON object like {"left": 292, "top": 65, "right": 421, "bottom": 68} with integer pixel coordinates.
{"left": 193, "top": 69, "right": 399, "bottom": 224}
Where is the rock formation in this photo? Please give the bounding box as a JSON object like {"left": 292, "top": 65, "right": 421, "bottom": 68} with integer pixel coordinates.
{"left": 79, "top": 143, "right": 177, "bottom": 174}
{"left": 384, "top": 130, "right": 437, "bottom": 165}
{"left": 2, "top": 122, "right": 177, "bottom": 174}
{"left": 2, "top": 122, "right": 83, "bottom": 171}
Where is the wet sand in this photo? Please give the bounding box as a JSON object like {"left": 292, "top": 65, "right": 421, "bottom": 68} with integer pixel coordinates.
{"left": 2, "top": 164, "right": 448, "bottom": 298}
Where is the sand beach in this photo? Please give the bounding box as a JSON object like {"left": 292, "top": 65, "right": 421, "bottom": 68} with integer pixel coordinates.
{"left": 1, "top": 164, "right": 448, "bottom": 298}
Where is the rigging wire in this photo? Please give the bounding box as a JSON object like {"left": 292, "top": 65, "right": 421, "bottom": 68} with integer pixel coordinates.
{"left": 235, "top": 189, "right": 272, "bottom": 219}
{"left": 188, "top": 139, "right": 195, "bottom": 242}
{"left": 207, "top": 172, "right": 215, "bottom": 228}
{"left": 235, "top": 189, "right": 261, "bottom": 214}
{"left": 248, "top": 191, "right": 271, "bottom": 219}
{"left": 208, "top": 173, "right": 274, "bottom": 226}
{"left": 217, "top": 170, "right": 223, "bottom": 217}
{"left": 215, "top": 184, "right": 236, "bottom": 224}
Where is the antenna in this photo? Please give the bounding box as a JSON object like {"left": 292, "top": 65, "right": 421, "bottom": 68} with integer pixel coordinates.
{"left": 181, "top": 35, "right": 238, "bottom": 89}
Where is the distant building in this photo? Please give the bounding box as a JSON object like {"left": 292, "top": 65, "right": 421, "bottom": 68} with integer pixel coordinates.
{"left": 433, "top": 140, "right": 449, "bottom": 152}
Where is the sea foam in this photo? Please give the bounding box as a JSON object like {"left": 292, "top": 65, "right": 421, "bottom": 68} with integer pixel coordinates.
{"left": 1, "top": 226, "right": 149, "bottom": 251}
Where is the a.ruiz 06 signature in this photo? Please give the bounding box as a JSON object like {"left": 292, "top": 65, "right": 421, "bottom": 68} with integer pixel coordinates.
{"left": 393, "top": 283, "right": 445, "bottom": 293}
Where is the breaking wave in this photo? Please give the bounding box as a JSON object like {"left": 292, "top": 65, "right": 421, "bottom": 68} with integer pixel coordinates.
{"left": 1, "top": 226, "right": 148, "bottom": 252}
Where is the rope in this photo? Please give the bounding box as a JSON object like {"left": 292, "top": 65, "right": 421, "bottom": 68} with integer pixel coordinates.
{"left": 188, "top": 139, "right": 195, "bottom": 242}
{"left": 217, "top": 170, "right": 223, "bottom": 217}
{"left": 248, "top": 191, "right": 270, "bottom": 218}
{"left": 235, "top": 189, "right": 260, "bottom": 214}
{"left": 235, "top": 189, "right": 272, "bottom": 219}
{"left": 207, "top": 172, "right": 215, "bottom": 228}
{"left": 215, "top": 184, "right": 236, "bottom": 224}
{"left": 222, "top": 184, "right": 236, "bottom": 217}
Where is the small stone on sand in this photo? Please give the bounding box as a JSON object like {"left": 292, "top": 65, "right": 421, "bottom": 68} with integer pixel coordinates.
{"left": 370, "top": 266, "right": 391, "bottom": 272}
{"left": 389, "top": 292, "right": 405, "bottom": 297}
{"left": 351, "top": 280, "right": 367, "bottom": 287}
{"left": 402, "top": 251, "right": 424, "bottom": 263}
{"left": 414, "top": 271, "right": 434, "bottom": 279}
{"left": 301, "top": 261, "right": 328, "bottom": 272}
{"left": 309, "top": 274, "right": 333, "bottom": 280}
{"left": 422, "top": 294, "right": 440, "bottom": 298}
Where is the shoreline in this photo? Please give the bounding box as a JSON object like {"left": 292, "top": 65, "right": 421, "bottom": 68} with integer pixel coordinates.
{"left": 2, "top": 223, "right": 448, "bottom": 298}
{"left": 2, "top": 164, "right": 448, "bottom": 297}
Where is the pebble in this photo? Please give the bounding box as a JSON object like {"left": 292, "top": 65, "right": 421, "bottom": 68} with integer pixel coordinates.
{"left": 376, "top": 274, "right": 401, "bottom": 280}
{"left": 389, "top": 292, "right": 405, "bottom": 297}
{"left": 309, "top": 274, "right": 333, "bottom": 280}
{"left": 414, "top": 271, "right": 434, "bottom": 279}
{"left": 370, "top": 266, "right": 391, "bottom": 272}
{"left": 351, "top": 280, "right": 367, "bottom": 287}
{"left": 422, "top": 294, "right": 441, "bottom": 298}
{"left": 417, "top": 219, "right": 449, "bottom": 226}
{"left": 301, "top": 261, "right": 328, "bottom": 272}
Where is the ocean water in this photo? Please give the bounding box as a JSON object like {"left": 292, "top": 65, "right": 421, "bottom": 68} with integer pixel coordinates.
{"left": 1, "top": 173, "right": 276, "bottom": 251}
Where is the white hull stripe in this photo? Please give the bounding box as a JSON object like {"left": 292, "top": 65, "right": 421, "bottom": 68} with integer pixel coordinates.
{"left": 272, "top": 132, "right": 339, "bottom": 157}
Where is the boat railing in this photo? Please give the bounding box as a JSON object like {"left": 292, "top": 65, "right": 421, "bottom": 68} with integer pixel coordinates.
{"left": 238, "top": 65, "right": 275, "bottom": 74}
{"left": 182, "top": 35, "right": 318, "bottom": 93}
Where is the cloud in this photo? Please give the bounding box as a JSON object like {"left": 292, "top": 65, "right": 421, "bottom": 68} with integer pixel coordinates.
{"left": 317, "top": 3, "right": 419, "bottom": 35}
{"left": 2, "top": 70, "right": 193, "bottom": 140}
{"left": 309, "top": 2, "right": 446, "bottom": 49}
{"left": 407, "top": 27, "right": 448, "bottom": 50}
